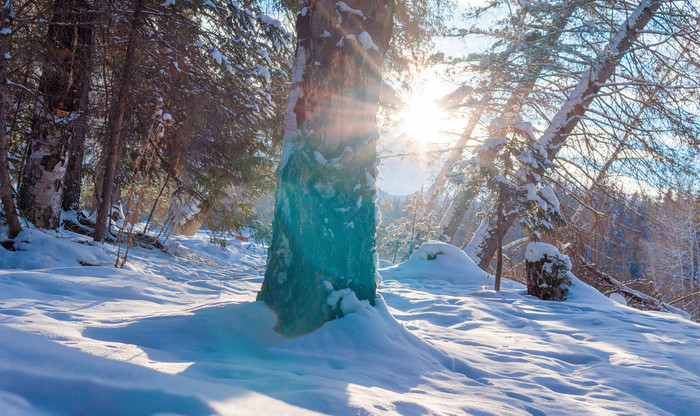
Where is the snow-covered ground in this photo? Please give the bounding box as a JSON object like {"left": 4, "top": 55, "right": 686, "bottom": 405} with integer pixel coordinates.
{"left": 1, "top": 230, "right": 699, "bottom": 415}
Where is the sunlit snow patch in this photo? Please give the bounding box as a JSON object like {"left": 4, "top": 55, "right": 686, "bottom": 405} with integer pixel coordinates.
{"left": 379, "top": 241, "right": 488, "bottom": 285}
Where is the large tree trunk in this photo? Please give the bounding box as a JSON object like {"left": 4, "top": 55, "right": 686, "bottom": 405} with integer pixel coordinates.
{"left": 467, "top": 0, "right": 663, "bottom": 270}
{"left": 94, "top": 0, "right": 143, "bottom": 242}
{"left": 257, "top": 0, "right": 394, "bottom": 338}
{"left": 18, "top": 0, "right": 93, "bottom": 229}
{"left": 0, "top": 4, "right": 20, "bottom": 238}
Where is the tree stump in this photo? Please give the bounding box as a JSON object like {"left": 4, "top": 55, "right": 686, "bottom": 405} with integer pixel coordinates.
{"left": 525, "top": 243, "right": 572, "bottom": 301}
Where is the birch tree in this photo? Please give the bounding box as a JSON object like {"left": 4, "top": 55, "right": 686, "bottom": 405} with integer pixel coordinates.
{"left": 18, "top": 0, "right": 93, "bottom": 229}
{"left": 257, "top": 0, "right": 394, "bottom": 337}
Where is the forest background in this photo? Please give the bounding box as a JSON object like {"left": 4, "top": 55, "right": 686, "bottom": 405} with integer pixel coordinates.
{"left": 0, "top": 0, "right": 698, "bottom": 319}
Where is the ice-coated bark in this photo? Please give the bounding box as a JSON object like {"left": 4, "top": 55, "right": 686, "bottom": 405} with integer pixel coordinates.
{"left": 469, "top": 0, "right": 664, "bottom": 270}
{"left": 258, "top": 0, "right": 394, "bottom": 337}
{"left": 18, "top": 0, "right": 93, "bottom": 229}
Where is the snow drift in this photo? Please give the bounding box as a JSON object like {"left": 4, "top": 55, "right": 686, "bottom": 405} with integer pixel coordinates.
{"left": 1, "top": 232, "right": 699, "bottom": 415}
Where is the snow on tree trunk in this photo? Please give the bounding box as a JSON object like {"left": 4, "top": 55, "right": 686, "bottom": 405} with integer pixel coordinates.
{"left": 162, "top": 187, "right": 204, "bottom": 239}
{"left": 18, "top": 0, "right": 93, "bottom": 229}
{"left": 468, "top": 0, "right": 663, "bottom": 269}
{"left": 0, "top": 4, "right": 20, "bottom": 238}
{"left": 257, "top": 0, "right": 393, "bottom": 338}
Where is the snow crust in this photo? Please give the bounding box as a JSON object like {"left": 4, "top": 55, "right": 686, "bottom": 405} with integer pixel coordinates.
{"left": 1, "top": 231, "right": 700, "bottom": 415}
{"left": 0, "top": 228, "right": 112, "bottom": 269}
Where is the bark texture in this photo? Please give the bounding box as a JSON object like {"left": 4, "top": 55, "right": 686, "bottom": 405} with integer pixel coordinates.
{"left": 94, "top": 0, "right": 143, "bottom": 242}
{"left": 0, "top": 6, "right": 20, "bottom": 238}
{"left": 258, "top": 0, "right": 394, "bottom": 338}
{"left": 18, "top": 0, "right": 93, "bottom": 229}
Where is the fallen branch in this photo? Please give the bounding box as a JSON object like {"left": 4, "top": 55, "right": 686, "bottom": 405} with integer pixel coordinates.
{"left": 575, "top": 254, "right": 674, "bottom": 313}
{"left": 669, "top": 291, "right": 700, "bottom": 306}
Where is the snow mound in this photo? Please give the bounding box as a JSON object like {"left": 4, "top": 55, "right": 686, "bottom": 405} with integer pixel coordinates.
{"left": 610, "top": 292, "right": 627, "bottom": 305}
{"left": 0, "top": 228, "right": 112, "bottom": 269}
{"left": 380, "top": 241, "right": 488, "bottom": 285}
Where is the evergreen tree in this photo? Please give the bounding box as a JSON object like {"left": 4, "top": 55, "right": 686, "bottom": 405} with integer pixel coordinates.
{"left": 377, "top": 192, "right": 441, "bottom": 263}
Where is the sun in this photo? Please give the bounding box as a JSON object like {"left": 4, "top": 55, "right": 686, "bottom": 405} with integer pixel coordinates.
{"left": 398, "top": 83, "right": 452, "bottom": 148}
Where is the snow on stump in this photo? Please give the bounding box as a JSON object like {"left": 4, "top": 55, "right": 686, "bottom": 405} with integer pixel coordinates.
{"left": 525, "top": 242, "right": 572, "bottom": 301}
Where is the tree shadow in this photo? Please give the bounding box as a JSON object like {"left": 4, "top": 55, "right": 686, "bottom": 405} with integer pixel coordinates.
{"left": 0, "top": 325, "right": 215, "bottom": 416}
{"left": 82, "top": 298, "right": 494, "bottom": 415}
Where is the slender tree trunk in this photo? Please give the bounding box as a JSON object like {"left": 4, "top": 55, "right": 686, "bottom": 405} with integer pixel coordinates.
{"left": 425, "top": 1, "right": 540, "bottom": 215}
{"left": 18, "top": 0, "right": 93, "bottom": 229}
{"left": 426, "top": 95, "right": 487, "bottom": 214}
{"left": 468, "top": 0, "right": 664, "bottom": 270}
{"left": 440, "top": 1, "right": 577, "bottom": 242}
{"left": 438, "top": 181, "right": 475, "bottom": 242}
{"left": 94, "top": 0, "right": 143, "bottom": 242}
{"left": 494, "top": 189, "right": 504, "bottom": 291}
{"left": 257, "top": 0, "right": 394, "bottom": 338}
{"left": 143, "top": 170, "right": 170, "bottom": 234}
{"left": 62, "top": 40, "right": 93, "bottom": 212}
{"left": 0, "top": 4, "right": 20, "bottom": 238}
